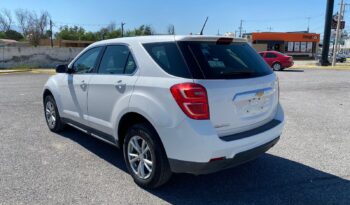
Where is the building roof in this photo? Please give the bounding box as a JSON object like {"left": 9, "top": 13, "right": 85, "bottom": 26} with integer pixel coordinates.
{"left": 252, "top": 32, "right": 320, "bottom": 42}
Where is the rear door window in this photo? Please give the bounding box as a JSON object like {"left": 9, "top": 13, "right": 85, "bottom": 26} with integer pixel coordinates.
{"left": 178, "top": 41, "right": 272, "bottom": 79}
{"left": 98, "top": 45, "right": 136, "bottom": 74}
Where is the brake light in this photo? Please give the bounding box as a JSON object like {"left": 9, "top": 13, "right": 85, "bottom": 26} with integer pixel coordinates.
{"left": 216, "top": 38, "right": 233, "bottom": 45}
{"left": 170, "top": 83, "right": 210, "bottom": 120}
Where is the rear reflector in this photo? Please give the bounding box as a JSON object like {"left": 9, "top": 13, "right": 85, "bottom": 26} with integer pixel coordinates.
{"left": 170, "top": 83, "right": 210, "bottom": 120}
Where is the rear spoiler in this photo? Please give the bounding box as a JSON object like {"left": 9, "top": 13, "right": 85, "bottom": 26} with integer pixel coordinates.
{"left": 175, "top": 36, "right": 247, "bottom": 43}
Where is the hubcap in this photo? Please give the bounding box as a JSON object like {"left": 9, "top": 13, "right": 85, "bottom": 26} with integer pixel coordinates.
{"left": 45, "top": 101, "right": 56, "bottom": 129}
{"left": 127, "top": 136, "right": 153, "bottom": 179}
{"left": 273, "top": 63, "right": 281, "bottom": 71}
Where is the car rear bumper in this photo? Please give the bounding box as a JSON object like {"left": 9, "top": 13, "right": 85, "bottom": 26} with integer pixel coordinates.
{"left": 282, "top": 61, "right": 294, "bottom": 68}
{"left": 157, "top": 103, "right": 285, "bottom": 173}
{"left": 169, "top": 136, "right": 280, "bottom": 175}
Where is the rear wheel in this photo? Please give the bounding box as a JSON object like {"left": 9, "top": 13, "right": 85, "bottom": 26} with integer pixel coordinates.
{"left": 44, "top": 95, "right": 65, "bottom": 132}
{"left": 272, "top": 62, "right": 282, "bottom": 71}
{"left": 123, "top": 123, "right": 172, "bottom": 189}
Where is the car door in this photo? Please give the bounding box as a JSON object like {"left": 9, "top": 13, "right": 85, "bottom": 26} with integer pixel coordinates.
{"left": 59, "top": 46, "right": 103, "bottom": 126}
{"left": 87, "top": 45, "right": 138, "bottom": 137}
{"left": 264, "top": 52, "right": 277, "bottom": 67}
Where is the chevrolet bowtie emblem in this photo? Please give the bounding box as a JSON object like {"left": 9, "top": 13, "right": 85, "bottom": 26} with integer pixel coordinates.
{"left": 256, "top": 91, "right": 264, "bottom": 97}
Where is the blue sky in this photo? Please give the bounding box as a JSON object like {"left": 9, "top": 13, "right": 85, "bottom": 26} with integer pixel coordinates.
{"left": 0, "top": 0, "right": 344, "bottom": 36}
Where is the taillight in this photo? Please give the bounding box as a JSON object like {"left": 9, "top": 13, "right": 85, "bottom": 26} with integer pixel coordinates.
{"left": 170, "top": 83, "right": 210, "bottom": 120}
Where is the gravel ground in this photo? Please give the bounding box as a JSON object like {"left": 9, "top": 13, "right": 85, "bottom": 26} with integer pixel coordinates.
{"left": 0, "top": 70, "right": 349, "bottom": 205}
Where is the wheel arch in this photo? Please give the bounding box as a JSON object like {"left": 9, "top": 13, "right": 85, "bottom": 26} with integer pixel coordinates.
{"left": 43, "top": 89, "right": 53, "bottom": 102}
{"left": 117, "top": 112, "right": 167, "bottom": 156}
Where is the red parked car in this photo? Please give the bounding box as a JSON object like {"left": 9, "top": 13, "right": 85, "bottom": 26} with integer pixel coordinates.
{"left": 259, "top": 51, "right": 294, "bottom": 71}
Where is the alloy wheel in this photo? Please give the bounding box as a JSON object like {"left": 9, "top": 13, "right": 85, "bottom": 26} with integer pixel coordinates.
{"left": 127, "top": 136, "right": 153, "bottom": 179}
{"left": 273, "top": 63, "right": 281, "bottom": 71}
{"left": 45, "top": 101, "right": 56, "bottom": 129}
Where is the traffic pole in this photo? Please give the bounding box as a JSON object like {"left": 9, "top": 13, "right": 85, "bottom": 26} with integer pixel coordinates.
{"left": 321, "top": 0, "right": 334, "bottom": 66}
{"left": 332, "top": 0, "right": 344, "bottom": 66}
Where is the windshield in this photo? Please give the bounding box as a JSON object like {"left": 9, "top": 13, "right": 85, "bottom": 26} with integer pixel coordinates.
{"left": 178, "top": 41, "right": 273, "bottom": 79}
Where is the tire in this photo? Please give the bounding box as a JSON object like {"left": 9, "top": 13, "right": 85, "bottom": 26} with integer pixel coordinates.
{"left": 123, "top": 123, "right": 172, "bottom": 189}
{"left": 44, "top": 95, "right": 65, "bottom": 133}
{"left": 272, "top": 62, "right": 282, "bottom": 71}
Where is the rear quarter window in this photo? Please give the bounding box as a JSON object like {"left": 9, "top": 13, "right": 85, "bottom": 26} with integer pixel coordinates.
{"left": 143, "top": 42, "right": 192, "bottom": 78}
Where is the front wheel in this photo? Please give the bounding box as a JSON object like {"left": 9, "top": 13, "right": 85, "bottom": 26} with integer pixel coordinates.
{"left": 272, "top": 62, "right": 282, "bottom": 71}
{"left": 44, "top": 95, "right": 65, "bottom": 132}
{"left": 123, "top": 123, "right": 172, "bottom": 189}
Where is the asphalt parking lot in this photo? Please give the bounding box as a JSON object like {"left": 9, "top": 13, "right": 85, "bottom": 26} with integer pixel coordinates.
{"left": 0, "top": 69, "right": 349, "bottom": 205}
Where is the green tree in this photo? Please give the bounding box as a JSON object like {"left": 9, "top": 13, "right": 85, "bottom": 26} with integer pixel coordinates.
{"left": 81, "top": 31, "right": 98, "bottom": 41}
{"left": 125, "top": 25, "right": 154, "bottom": 37}
{"left": 55, "top": 26, "right": 85, "bottom": 40}
{"left": 0, "top": 31, "right": 6, "bottom": 38}
{"left": 4, "top": 29, "right": 24, "bottom": 41}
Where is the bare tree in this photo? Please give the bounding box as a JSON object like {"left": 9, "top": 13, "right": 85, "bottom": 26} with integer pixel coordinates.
{"left": 167, "top": 24, "right": 175, "bottom": 35}
{"left": 0, "top": 9, "right": 13, "bottom": 31}
{"left": 38, "top": 11, "right": 50, "bottom": 36}
{"left": 106, "top": 22, "right": 116, "bottom": 32}
{"left": 15, "top": 9, "right": 51, "bottom": 46}
{"left": 15, "top": 9, "right": 31, "bottom": 36}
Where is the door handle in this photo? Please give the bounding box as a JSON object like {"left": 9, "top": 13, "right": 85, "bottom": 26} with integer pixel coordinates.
{"left": 115, "top": 80, "right": 126, "bottom": 93}
{"left": 115, "top": 80, "right": 126, "bottom": 87}
{"left": 80, "top": 80, "right": 87, "bottom": 90}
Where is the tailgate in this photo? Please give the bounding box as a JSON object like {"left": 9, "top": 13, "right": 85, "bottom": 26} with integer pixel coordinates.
{"left": 195, "top": 74, "right": 278, "bottom": 137}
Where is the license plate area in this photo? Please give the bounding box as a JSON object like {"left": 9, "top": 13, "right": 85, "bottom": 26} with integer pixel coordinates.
{"left": 233, "top": 88, "right": 274, "bottom": 118}
{"left": 242, "top": 97, "right": 270, "bottom": 116}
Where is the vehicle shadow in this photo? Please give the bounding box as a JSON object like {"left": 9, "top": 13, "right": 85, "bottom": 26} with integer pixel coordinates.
{"left": 57, "top": 127, "right": 350, "bottom": 205}
{"left": 58, "top": 126, "right": 127, "bottom": 172}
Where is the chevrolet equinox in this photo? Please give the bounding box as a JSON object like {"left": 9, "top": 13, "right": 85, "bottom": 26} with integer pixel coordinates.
{"left": 43, "top": 35, "right": 285, "bottom": 188}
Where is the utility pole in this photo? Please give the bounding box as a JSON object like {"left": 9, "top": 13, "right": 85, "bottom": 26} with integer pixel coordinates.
{"left": 332, "top": 0, "right": 344, "bottom": 66}
{"left": 307, "top": 17, "right": 311, "bottom": 32}
{"left": 321, "top": 0, "right": 335, "bottom": 66}
{"left": 121, "top": 22, "right": 126, "bottom": 37}
{"left": 239, "top": 20, "right": 243, "bottom": 37}
{"left": 49, "top": 20, "right": 53, "bottom": 48}
{"left": 337, "top": 3, "right": 348, "bottom": 54}
{"left": 267, "top": 26, "right": 273, "bottom": 32}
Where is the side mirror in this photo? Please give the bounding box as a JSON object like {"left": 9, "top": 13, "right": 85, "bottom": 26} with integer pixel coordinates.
{"left": 66, "top": 67, "right": 75, "bottom": 74}
{"left": 56, "top": 64, "right": 68, "bottom": 73}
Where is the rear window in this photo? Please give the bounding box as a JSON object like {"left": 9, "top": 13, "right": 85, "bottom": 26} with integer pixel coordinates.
{"left": 143, "top": 43, "right": 192, "bottom": 78}
{"left": 178, "top": 41, "right": 273, "bottom": 79}
{"left": 266, "top": 52, "right": 277, "bottom": 58}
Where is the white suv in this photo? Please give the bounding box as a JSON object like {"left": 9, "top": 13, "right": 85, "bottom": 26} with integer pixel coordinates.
{"left": 43, "top": 35, "right": 284, "bottom": 188}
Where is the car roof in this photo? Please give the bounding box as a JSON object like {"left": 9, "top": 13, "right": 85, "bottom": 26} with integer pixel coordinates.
{"left": 90, "top": 35, "right": 247, "bottom": 47}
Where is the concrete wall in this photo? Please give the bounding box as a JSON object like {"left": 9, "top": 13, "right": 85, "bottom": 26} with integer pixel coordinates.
{"left": 0, "top": 46, "right": 84, "bottom": 68}
{"left": 252, "top": 44, "right": 268, "bottom": 52}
